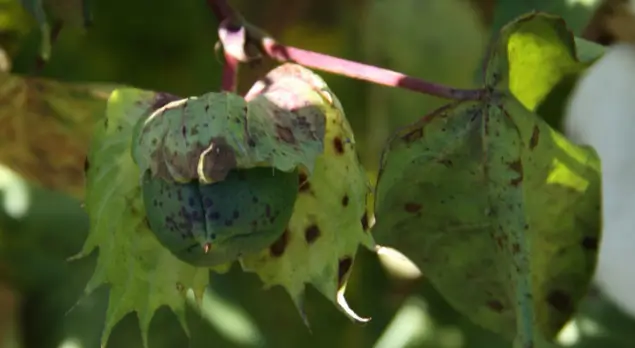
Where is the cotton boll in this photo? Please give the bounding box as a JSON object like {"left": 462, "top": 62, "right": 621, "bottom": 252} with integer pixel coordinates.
{"left": 563, "top": 42, "right": 635, "bottom": 318}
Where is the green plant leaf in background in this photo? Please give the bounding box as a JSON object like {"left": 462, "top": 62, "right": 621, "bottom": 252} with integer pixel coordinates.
{"left": 490, "top": 0, "right": 599, "bottom": 37}
{"left": 73, "top": 88, "right": 209, "bottom": 347}
{"left": 485, "top": 12, "right": 605, "bottom": 131}
{"left": 0, "top": 70, "right": 109, "bottom": 198}
{"left": 0, "top": 163, "right": 90, "bottom": 348}
{"left": 18, "top": 0, "right": 91, "bottom": 62}
{"left": 360, "top": 0, "right": 488, "bottom": 170}
{"left": 240, "top": 63, "right": 376, "bottom": 325}
{"left": 373, "top": 12, "right": 602, "bottom": 347}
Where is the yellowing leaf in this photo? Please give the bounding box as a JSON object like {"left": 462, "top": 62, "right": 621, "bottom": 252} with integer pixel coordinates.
{"left": 374, "top": 14, "right": 603, "bottom": 346}
{"left": 74, "top": 88, "right": 208, "bottom": 347}
{"left": 485, "top": 12, "right": 605, "bottom": 129}
{"left": 240, "top": 64, "right": 375, "bottom": 325}
{"left": 0, "top": 72, "right": 108, "bottom": 198}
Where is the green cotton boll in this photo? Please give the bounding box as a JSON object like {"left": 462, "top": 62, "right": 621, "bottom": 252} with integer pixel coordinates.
{"left": 132, "top": 92, "right": 252, "bottom": 184}
{"left": 142, "top": 166, "right": 299, "bottom": 267}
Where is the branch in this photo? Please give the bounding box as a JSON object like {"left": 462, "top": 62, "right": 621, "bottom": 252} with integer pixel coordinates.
{"left": 221, "top": 53, "right": 240, "bottom": 92}
{"left": 260, "top": 38, "right": 485, "bottom": 100}
{"left": 206, "top": 0, "right": 238, "bottom": 22}
{"left": 207, "top": 0, "right": 485, "bottom": 101}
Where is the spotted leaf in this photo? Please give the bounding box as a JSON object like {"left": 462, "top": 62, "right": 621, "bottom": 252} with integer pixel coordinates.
{"left": 240, "top": 63, "right": 376, "bottom": 326}
{"left": 74, "top": 88, "right": 208, "bottom": 348}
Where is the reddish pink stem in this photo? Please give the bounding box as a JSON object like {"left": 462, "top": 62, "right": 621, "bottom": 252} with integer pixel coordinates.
{"left": 221, "top": 53, "right": 239, "bottom": 92}
{"left": 207, "top": 0, "right": 485, "bottom": 101}
{"left": 261, "top": 40, "right": 484, "bottom": 100}
{"left": 206, "top": 0, "right": 237, "bottom": 21}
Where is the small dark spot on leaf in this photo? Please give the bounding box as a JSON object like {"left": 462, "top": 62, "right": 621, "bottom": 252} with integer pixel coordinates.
{"left": 337, "top": 257, "right": 353, "bottom": 287}
{"left": 512, "top": 243, "right": 520, "bottom": 254}
{"left": 529, "top": 125, "right": 540, "bottom": 150}
{"left": 304, "top": 224, "right": 320, "bottom": 244}
{"left": 333, "top": 136, "right": 345, "bottom": 154}
{"left": 404, "top": 202, "right": 422, "bottom": 213}
{"left": 276, "top": 125, "right": 296, "bottom": 144}
{"left": 547, "top": 290, "right": 572, "bottom": 313}
{"left": 143, "top": 217, "right": 151, "bottom": 229}
{"left": 487, "top": 300, "right": 504, "bottom": 312}
{"left": 438, "top": 159, "right": 452, "bottom": 167}
{"left": 361, "top": 212, "right": 369, "bottom": 231}
{"left": 508, "top": 160, "right": 523, "bottom": 186}
{"left": 270, "top": 229, "right": 289, "bottom": 257}
{"left": 298, "top": 172, "right": 310, "bottom": 192}
{"left": 401, "top": 128, "right": 423, "bottom": 143}
{"left": 582, "top": 236, "right": 598, "bottom": 250}
{"left": 84, "top": 158, "right": 90, "bottom": 172}
{"left": 341, "top": 195, "right": 349, "bottom": 207}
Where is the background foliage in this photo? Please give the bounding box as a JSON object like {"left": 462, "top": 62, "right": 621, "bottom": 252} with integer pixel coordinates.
{"left": 1, "top": 0, "right": 634, "bottom": 347}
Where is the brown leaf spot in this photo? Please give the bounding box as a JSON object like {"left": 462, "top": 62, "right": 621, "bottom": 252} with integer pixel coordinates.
{"left": 529, "top": 125, "right": 539, "bottom": 150}
{"left": 508, "top": 160, "right": 523, "bottom": 186}
{"left": 190, "top": 124, "right": 200, "bottom": 136}
{"left": 438, "top": 159, "right": 453, "bottom": 167}
{"left": 361, "top": 212, "right": 369, "bottom": 231}
{"left": 337, "top": 257, "right": 353, "bottom": 287}
{"left": 333, "top": 136, "right": 345, "bottom": 154}
{"left": 298, "top": 172, "right": 310, "bottom": 192}
{"left": 547, "top": 290, "right": 572, "bottom": 313}
{"left": 512, "top": 243, "right": 520, "bottom": 254}
{"left": 84, "top": 157, "right": 90, "bottom": 173}
{"left": 304, "top": 224, "right": 320, "bottom": 244}
{"left": 143, "top": 217, "right": 151, "bottom": 229}
{"left": 269, "top": 228, "right": 289, "bottom": 257}
{"left": 276, "top": 125, "right": 296, "bottom": 144}
{"left": 404, "top": 202, "right": 422, "bottom": 213}
{"left": 401, "top": 127, "right": 423, "bottom": 143}
{"left": 487, "top": 300, "right": 504, "bottom": 313}
{"left": 582, "top": 236, "right": 598, "bottom": 250}
{"left": 200, "top": 137, "right": 238, "bottom": 182}
{"left": 494, "top": 234, "right": 508, "bottom": 249}
{"left": 341, "top": 194, "right": 349, "bottom": 207}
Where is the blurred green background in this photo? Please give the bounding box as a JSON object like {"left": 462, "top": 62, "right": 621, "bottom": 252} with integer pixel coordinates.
{"left": 1, "top": 0, "right": 635, "bottom": 347}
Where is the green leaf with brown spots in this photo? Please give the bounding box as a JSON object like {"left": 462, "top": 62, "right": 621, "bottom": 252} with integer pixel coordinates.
{"left": 485, "top": 12, "right": 605, "bottom": 131}
{"left": 132, "top": 79, "right": 327, "bottom": 185}
{"left": 373, "top": 91, "right": 601, "bottom": 346}
{"left": 72, "top": 88, "right": 209, "bottom": 348}
{"left": 373, "top": 14, "right": 603, "bottom": 345}
{"left": 131, "top": 64, "right": 332, "bottom": 268}
{"left": 142, "top": 166, "right": 299, "bottom": 268}
{"left": 240, "top": 63, "right": 376, "bottom": 326}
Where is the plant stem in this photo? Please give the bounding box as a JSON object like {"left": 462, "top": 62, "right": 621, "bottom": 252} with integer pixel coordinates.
{"left": 221, "top": 53, "right": 239, "bottom": 92}
{"left": 260, "top": 38, "right": 484, "bottom": 100}
{"left": 206, "top": 0, "right": 238, "bottom": 22}
{"left": 207, "top": 0, "right": 485, "bottom": 101}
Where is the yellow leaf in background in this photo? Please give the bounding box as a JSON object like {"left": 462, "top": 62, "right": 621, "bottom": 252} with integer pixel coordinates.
{"left": 0, "top": 72, "right": 110, "bottom": 198}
